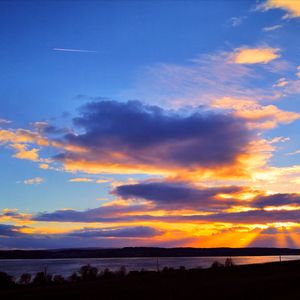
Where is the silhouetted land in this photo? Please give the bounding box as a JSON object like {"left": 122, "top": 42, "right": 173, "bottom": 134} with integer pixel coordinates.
{"left": 1, "top": 246, "right": 300, "bottom": 259}
{"left": 2, "top": 259, "right": 300, "bottom": 299}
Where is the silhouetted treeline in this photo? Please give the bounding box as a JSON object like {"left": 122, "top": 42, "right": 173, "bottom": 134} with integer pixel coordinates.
{"left": 0, "top": 263, "right": 129, "bottom": 288}
{"left": 0, "top": 258, "right": 234, "bottom": 288}
{"left": 1, "top": 247, "right": 300, "bottom": 259}
{"left": 2, "top": 259, "right": 300, "bottom": 299}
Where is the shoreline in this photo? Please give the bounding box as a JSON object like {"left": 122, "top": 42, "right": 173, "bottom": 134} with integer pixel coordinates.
{"left": 1, "top": 246, "right": 300, "bottom": 259}
{"left": 2, "top": 259, "right": 300, "bottom": 299}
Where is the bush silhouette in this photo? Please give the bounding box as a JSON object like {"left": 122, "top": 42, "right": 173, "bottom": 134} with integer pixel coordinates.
{"left": 101, "top": 267, "right": 114, "bottom": 279}
{"left": 19, "top": 273, "right": 31, "bottom": 285}
{"left": 32, "top": 272, "right": 52, "bottom": 285}
{"left": 0, "top": 272, "right": 14, "bottom": 288}
{"left": 225, "top": 257, "right": 235, "bottom": 268}
{"left": 210, "top": 261, "right": 224, "bottom": 269}
{"left": 69, "top": 272, "right": 80, "bottom": 282}
{"left": 179, "top": 266, "right": 186, "bottom": 272}
{"left": 79, "top": 264, "right": 98, "bottom": 280}
{"left": 116, "top": 266, "right": 127, "bottom": 277}
{"left": 53, "top": 274, "right": 65, "bottom": 284}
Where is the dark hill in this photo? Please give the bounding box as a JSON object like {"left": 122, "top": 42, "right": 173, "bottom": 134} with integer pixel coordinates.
{"left": 1, "top": 247, "right": 300, "bottom": 259}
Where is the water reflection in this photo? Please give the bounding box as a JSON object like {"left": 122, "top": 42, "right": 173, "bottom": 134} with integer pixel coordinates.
{"left": 1, "top": 256, "right": 299, "bottom": 277}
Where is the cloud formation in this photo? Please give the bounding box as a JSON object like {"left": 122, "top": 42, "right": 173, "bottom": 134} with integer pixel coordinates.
{"left": 228, "top": 16, "right": 246, "bottom": 27}
{"left": 54, "top": 100, "right": 251, "bottom": 175}
{"left": 0, "top": 118, "right": 11, "bottom": 125}
{"left": 113, "top": 181, "right": 246, "bottom": 210}
{"left": 0, "top": 223, "right": 164, "bottom": 249}
{"left": 53, "top": 48, "right": 97, "bottom": 53}
{"left": 231, "top": 47, "right": 280, "bottom": 64}
{"left": 258, "top": 0, "right": 300, "bottom": 18}
{"left": 23, "top": 177, "right": 44, "bottom": 185}
{"left": 0, "top": 224, "right": 25, "bottom": 237}
{"left": 253, "top": 193, "right": 300, "bottom": 208}
{"left": 262, "top": 24, "right": 282, "bottom": 32}
{"left": 69, "top": 226, "right": 163, "bottom": 238}
{"left": 212, "top": 97, "right": 300, "bottom": 129}
{"left": 185, "top": 209, "right": 300, "bottom": 224}
{"left": 34, "top": 204, "right": 148, "bottom": 223}
{"left": 69, "top": 177, "right": 94, "bottom": 183}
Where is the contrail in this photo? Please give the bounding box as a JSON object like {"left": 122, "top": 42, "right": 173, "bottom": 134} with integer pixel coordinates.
{"left": 53, "top": 48, "right": 97, "bottom": 53}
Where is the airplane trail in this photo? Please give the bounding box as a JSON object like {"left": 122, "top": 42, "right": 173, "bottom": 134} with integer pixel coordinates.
{"left": 53, "top": 48, "right": 97, "bottom": 53}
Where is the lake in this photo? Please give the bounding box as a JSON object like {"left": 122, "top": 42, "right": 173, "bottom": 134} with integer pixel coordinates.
{"left": 1, "top": 256, "right": 299, "bottom": 278}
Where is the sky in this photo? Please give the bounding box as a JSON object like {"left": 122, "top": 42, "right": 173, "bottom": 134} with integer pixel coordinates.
{"left": 1, "top": 0, "right": 300, "bottom": 249}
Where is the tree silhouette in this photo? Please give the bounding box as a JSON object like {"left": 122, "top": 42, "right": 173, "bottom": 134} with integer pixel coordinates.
{"left": 0, "top": 272, "right": 14, "bottom": 288}
{"left": 53, "top": 275, "right": 65, "bottom": 284}
{"left": 69, "top": 272, "right": 80, "bottom": 283}
{"left": 32, "top": 272, "right": 52, "bottom": 285}
{"left": 211, "top": 261, "right": 224, "bottom": 269}
{"left": 225, "top": 257, "right": 235, "bottom": 268}
{"left": 19, "top": 273, "right": 31, "bottom": 285}
{"left": 79, "top": 264, "right": 98, "bottom": 280}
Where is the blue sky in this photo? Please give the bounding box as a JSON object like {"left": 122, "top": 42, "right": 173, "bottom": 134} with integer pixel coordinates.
{"left": 1, "top": 0, "right": 300, "bottom": 249}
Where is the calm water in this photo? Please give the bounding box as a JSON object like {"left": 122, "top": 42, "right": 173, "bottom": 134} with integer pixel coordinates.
{"left": 1, "top": 256, "right": 299, "bottom": 278}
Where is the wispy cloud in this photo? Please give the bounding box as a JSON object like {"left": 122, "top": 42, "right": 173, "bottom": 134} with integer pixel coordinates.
{"left": 22, "top": 177, "right": 44, "bottom": 185}
{"left": 262, "top": 24, "right": 283, "bottom": 32}
{"left": 0, "top": 118, "right": 12, "bottom": 125}
{"left": 287, "top": 149, "right": 300, "bottom": 156}
{"left": 69, "top": 177, "right": 94, "bottom": 183}
{"left": 296, "top": 66, "right": 300, "bottom": 78}
{"left": 212, "top": 96, "right": 300, "bottom": 129}
{"left": 68, "top": 177, "right": 111, "bottom": 183}
{"left": 273, "top": 77, "right": 288, "bottom": 87}
{"left": 53, "top": 48, "right": 97, "bottom": 53}
{"left": 228, "top": 16, "right": 247, "bottom": 27}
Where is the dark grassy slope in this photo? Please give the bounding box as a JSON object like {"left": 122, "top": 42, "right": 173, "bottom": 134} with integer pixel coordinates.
{"left": 1, "top": 247, "right": 300, "bottom": 259}
{"left": 2, "top": 260, "right": 300, "bottom": 300}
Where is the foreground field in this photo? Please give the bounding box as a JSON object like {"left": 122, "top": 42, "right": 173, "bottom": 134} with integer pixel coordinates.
{"left": 2, "top": 259, "right": 300, "bottom": 299}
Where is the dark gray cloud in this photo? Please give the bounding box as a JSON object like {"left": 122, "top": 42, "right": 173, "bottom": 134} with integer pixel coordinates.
{"left": 54, "top": 100, "right": 250, "bottom": 170}
{"left": 69, "top": 226, "right": 163, "bottom": 238}
{"left": 0, "top": 224, "right": 163, "bottom": 249}
{"left": 33, "top": 182, "right": 248, "bottom": 224}
{"left": 34, "top": 204, "right": 147, "bottom": 223}
{"left": 113, "top": 181, "right": 244, "bottom": 209}
{"left": 0, "top": 224, "right": 26, "bottom": 237}
{"left": 174, "top": 209, "right": 300, "bottom": 224}
{"left": 253, "top": 193, "right": 300, "bottom": 208}
{"left": 81, "top": 209, "right": 299, "bottom": 225}
{"left": 0, "top": 210, "right": 31, "bottom": 221}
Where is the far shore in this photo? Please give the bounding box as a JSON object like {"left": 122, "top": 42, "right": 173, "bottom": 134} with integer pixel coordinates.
{"left": 1, "top": 246, "right": 300, "bottom": 259}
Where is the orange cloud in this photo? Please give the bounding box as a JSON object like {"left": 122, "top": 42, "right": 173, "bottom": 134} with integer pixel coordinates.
{"left": 39, "top": 163, "right": 49, "bottom": 169}
{"left": 0, "top": 209, "right": 33, "bottom": 225}
{"left": 259, "top": 0, "right": 300, "bottom": 18}
{"left": 231, "top": 47, "right": 280, "bottom": 64}
{"left": 212, "top": 97, "right": 300, "bottom": 129}
{"left": 69, "top": 177, "right": 94, "bottom": 183}
{"left": 96, "top": 179, "right": 112, "bottom": 184}
{"left": 0, "top": 128, "right": 50, "bottom": 162}
{"left": 11, "top": 143, "right": 40, "bottom": 161}
{"left": 0, "top": 129, "right": 48, "bottom": 146}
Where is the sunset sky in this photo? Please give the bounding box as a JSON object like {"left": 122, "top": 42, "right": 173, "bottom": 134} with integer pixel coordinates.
{"left": 1, "top": 0, "right": 300, "bottom": 249}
